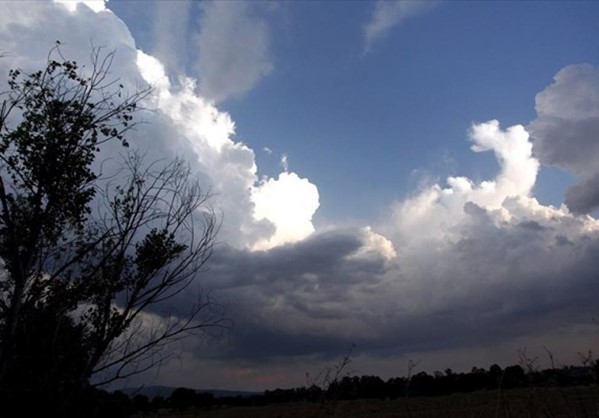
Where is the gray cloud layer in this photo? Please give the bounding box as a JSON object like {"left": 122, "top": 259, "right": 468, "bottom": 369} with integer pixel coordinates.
{"left": 529, "top": 64, "right": 599, "bottom": 213}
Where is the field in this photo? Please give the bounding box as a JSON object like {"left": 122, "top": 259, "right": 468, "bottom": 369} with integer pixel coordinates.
{"left": 157, "top": 386, "right": 599, "bottom": 418}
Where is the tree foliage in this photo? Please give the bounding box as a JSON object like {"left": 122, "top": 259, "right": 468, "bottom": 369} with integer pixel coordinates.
{"left": 260, "top": 362, "right": 599, "bottom": 404}
{"left": 0, "top": 45, "right": 226, "bottom": 415}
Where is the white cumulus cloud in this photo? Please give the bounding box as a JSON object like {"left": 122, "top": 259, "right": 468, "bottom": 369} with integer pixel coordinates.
{"left": 54, "top": 0, "right": 107, "bottom": 13}
{"left": 389, "top": 120, "right": 539, "bottom": 246}
{"left": 135, "top": 51, "right": 322, "bottom": 250}
{"left": 251, "top": 172, "right": 320, "bottom": 250}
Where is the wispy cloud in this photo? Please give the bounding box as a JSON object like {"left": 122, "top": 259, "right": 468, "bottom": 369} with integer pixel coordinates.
{"left": 279, "top": 153, "right": 289, "bottom": 172}
{"left": 151, "top": 0, "right": 192, "bottom": 74}
{"left": 194, "top": 1, "right": 273, "bottom": 103}
{"left": 363, "top": 0, "right": 438, "bottom": 53}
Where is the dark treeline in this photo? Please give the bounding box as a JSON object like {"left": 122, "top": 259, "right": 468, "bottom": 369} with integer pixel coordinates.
{"left": 84, "top": 361, "right": 599, "bottom": 416}
{"left": 262, "top": 362, "right": 599, "bottom": 404}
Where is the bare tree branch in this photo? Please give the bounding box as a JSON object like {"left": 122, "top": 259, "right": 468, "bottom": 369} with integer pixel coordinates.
{"left": 0, "top": 44, "right": 226, "bottom": 413}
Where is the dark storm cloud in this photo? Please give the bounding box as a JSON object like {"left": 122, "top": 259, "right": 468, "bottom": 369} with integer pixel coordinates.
{"left": 207, "top": 228, "right": 388, "bottom": 289}
{"left": 181, "top": 202, "right": 599, "bottom": 366}
{"left": 529, "top": 64, "right": 599, "bottom": 214}
{"left": 532, "top": 117, "right": 599, "bottom": 177}
{"left": 565, "top": 172, "right": 599, "bottom": 214}
{"left": 170, "top": 228, "right": 398, "bottom": 360}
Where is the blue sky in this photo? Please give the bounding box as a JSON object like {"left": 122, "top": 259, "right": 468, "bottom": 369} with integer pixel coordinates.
{"left": 3, "top": 0, "right": 599, "bottom": 391}
{"left": 108, "top": 0, "right": 599, "bottom": 223}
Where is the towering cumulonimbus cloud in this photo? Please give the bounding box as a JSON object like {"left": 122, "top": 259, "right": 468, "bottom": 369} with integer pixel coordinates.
{"left": 135, "top": 51, "right": 319, "bottom": 250}
{"left": 2, "top": 0, "right": 599, "bottom": 392}
{"left": 0, "top": 0, "right": 319, "bottom": 251}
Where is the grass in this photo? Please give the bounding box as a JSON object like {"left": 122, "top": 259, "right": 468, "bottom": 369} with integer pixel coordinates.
{"left": 155, "top": 385, "right": 599, "bottom": 418}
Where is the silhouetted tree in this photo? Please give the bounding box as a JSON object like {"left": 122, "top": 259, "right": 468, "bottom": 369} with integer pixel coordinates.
{"left": 0, "top": 45, "right": 226, "bottom": 415}
{"left": 385, "top": 377, "right": 407, "bottom": 399}
{"left": 488, "top": 363, "right": 503, "bottom": 389}
{"left": 503, "top": 365, "right": 527, "bottom": 389}
{"left": 410, "top": 371, "right": 435, "bottom": 396}
{"left": 358, "top": 375, "right": 386, "bottom": 399}
{"left": 1, "top": 300, "right": 89, "bottom": 415}
{"left": 195, "top": 392, "right": 216, "bottom": 408}
{"left": 132, "top": 394, "right": 150, "bottom": 414}
{"left": 169, "top": 387, "right": 197, "bottom": 411}
{"left": 150, "top": 395, "right": 166, "bottom": 410}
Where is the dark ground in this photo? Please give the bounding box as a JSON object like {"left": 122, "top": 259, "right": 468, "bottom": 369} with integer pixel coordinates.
{"left": 157, "top": 386, "right": 599, "bottom": 418}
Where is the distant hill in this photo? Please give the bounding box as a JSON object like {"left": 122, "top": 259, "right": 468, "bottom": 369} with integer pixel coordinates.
{"left": 119, "top": 385, "right": 262, "bottom": 399}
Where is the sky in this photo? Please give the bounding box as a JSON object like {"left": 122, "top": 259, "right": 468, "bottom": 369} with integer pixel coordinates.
{"left": 1, "top": 0, "right": 599, "bottom": 391}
